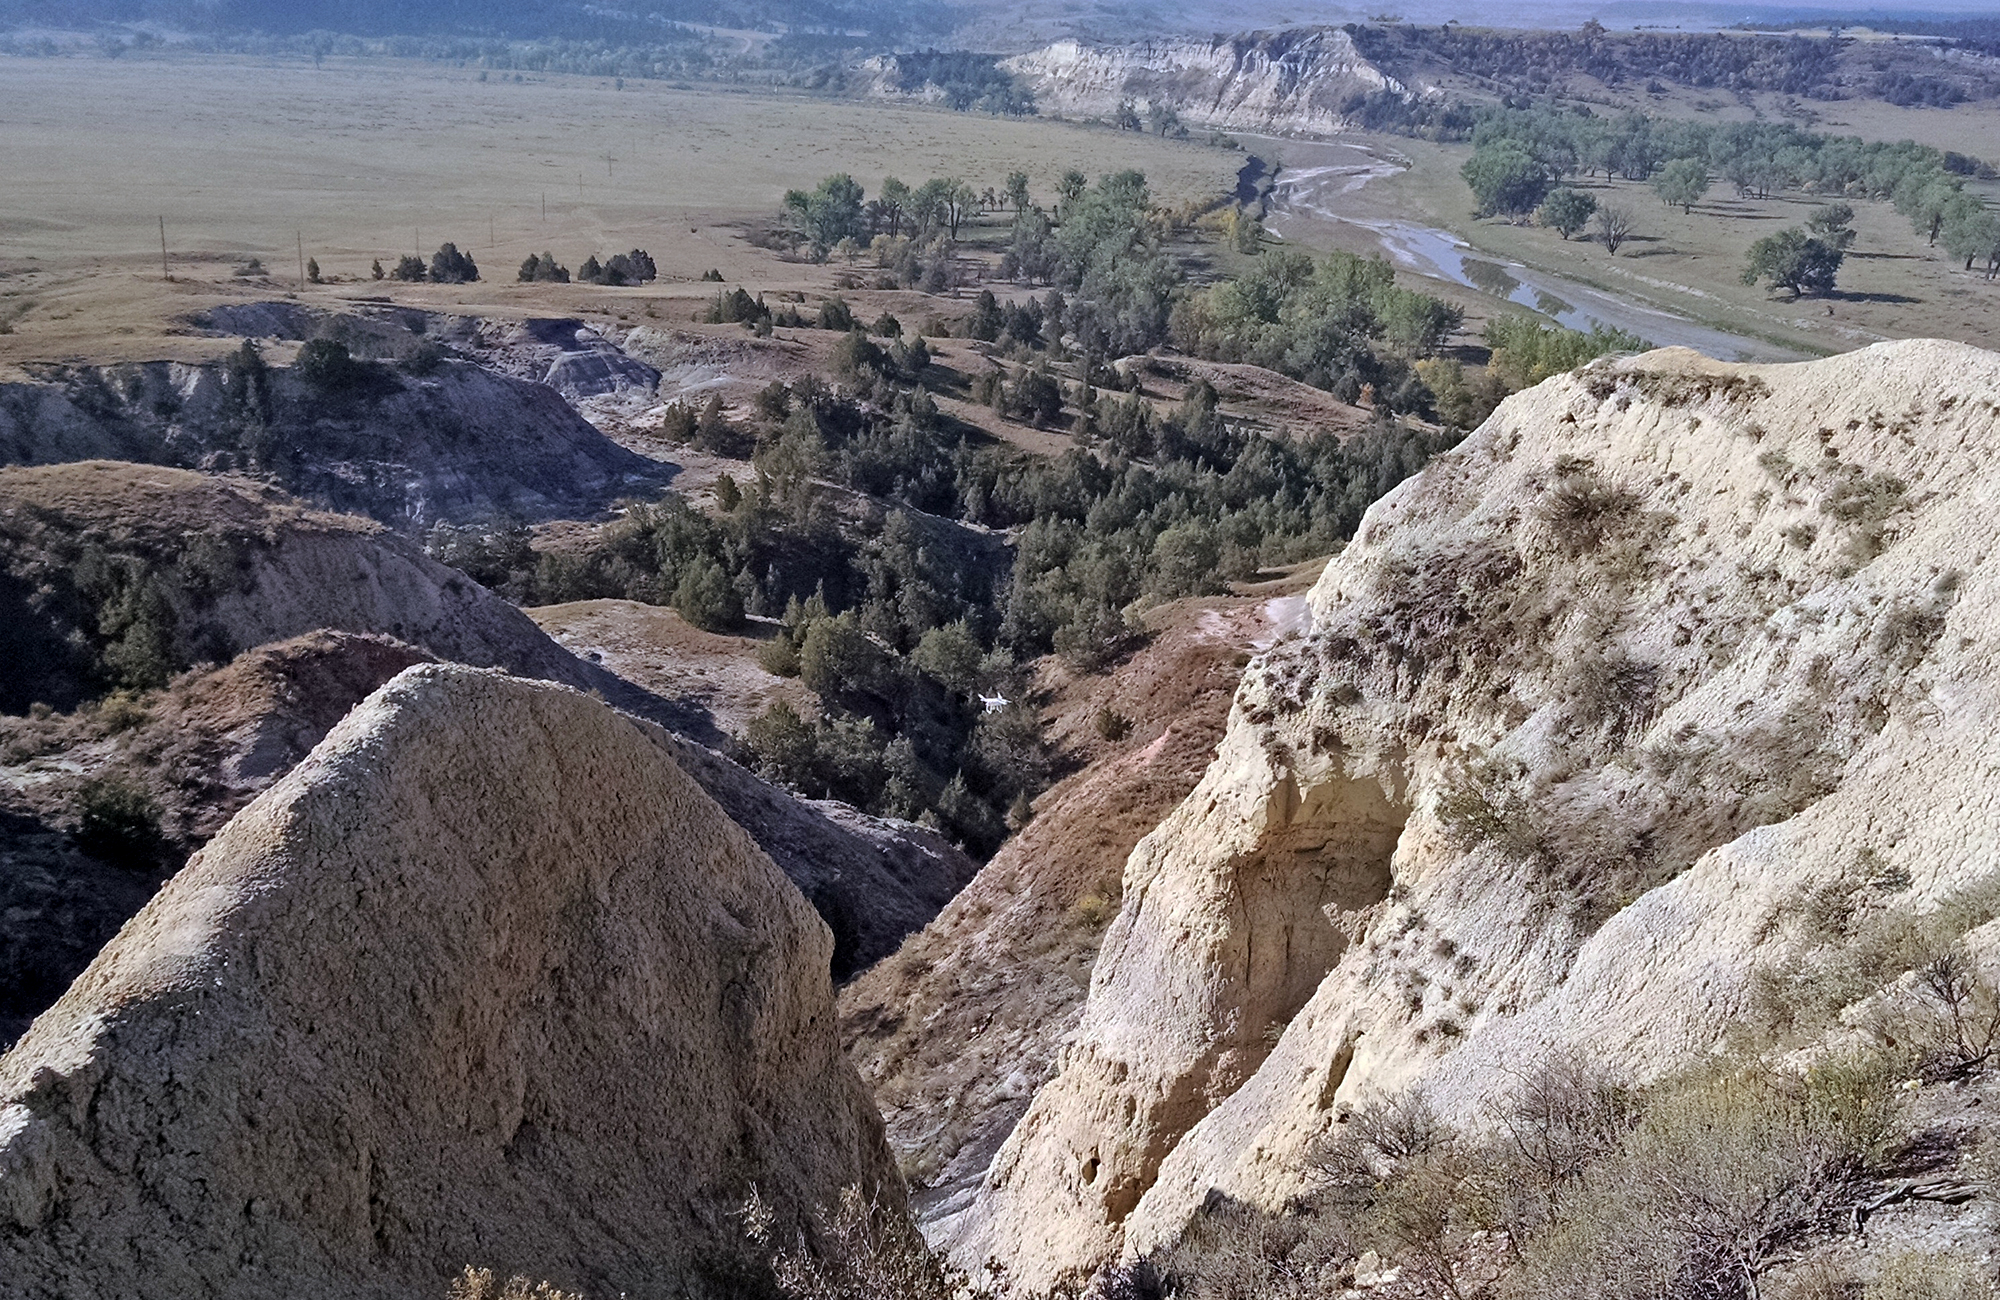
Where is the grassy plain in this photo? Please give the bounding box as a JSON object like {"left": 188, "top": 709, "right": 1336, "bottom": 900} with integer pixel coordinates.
{"left": 0, "top": 52, "right": 1241, "bottom": 371}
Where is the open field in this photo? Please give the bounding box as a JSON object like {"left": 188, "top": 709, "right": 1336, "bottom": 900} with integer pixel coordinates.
{"left": 0, "top": 52, "right": 1241, "bottom": 371}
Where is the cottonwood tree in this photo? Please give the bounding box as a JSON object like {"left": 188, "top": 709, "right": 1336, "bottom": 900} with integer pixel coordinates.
{"left": 1743, "top": 227, "right": 1843, "bottom": 297}
{"left": 784, "top": 174, "right": 867, "bottom": 260}
{"left": 1006, "top": 170, "right": 1031, "bottom": 215}
{"left": 1653, "top": 156, "right": 1711, "bottom": 213}
{"left": 1537, "top": 187, "right": 1598, "bottom": 239}
{"left": 1806, "top": 202, "right": 1857, "bottom": 251}
{"left": 1462, "top": 143, "right": 1555, "bottom": 219}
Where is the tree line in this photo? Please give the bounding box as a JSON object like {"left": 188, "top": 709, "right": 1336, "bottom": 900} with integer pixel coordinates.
{"left": 1459, "top": 106, "right": 2000, "bottom": 286}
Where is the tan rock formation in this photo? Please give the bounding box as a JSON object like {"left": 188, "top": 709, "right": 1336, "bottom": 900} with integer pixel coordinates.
{"left": 0, "top": 665, "right": 896, "bottom": 1299}
{"left": 1001, "top": 29, "right": 1404, "bottom": 137}
{"left": 964, "top": 339, "right": 2000, "bottom": 1287}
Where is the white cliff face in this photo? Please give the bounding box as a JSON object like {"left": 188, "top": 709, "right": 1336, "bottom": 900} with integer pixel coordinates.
{"left": 1002, "top": 29, "right": 1406, "bottom": 137}
{"left": 958, "top": 340, "right": 2000, "bottom": 1288}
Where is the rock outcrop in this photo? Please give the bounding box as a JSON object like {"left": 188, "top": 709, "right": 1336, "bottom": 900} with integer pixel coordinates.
{"left": 0, "top": 351, "right": 664, "bottom": 529}
{"left": 0, "top": 666, "right": 897, "bottom": 1299}
{"left": 960, "top": 339, "right": 2000, "bottom": 1286}
{"left": 1002, "top": 29, "right": 1406, "bottom": 137}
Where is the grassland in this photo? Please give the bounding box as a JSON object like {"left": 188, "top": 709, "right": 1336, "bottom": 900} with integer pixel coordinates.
{"left": 0, "top": 52, "right": 1241, "bottom": 371}
{"left": 1313, "top": 130, "right": 2000, "bottom": 357}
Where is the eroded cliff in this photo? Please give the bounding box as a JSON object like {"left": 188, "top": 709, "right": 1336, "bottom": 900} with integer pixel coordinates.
{"left": 1002, "top": 29, "right": 1406, "bottom": 137}
{"left": 961, "top": 339, "right": 2000, "bottom": 1286}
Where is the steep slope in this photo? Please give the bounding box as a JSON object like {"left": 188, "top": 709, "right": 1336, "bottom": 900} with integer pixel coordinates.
{"left": 0, "top": 666, "right": 896, "bottom": 1299}
{"left": 0, "top": 352, "right": 665, "bottom": 529}
{"left": 0, "top": 462, "right": 974, "bottom": 980}
{"left": 960, "top": 339, "right": 2000, "bottom": 1285}
{"left": 0, "top": 632, "right": 432, "bottom": 1049}
{"left": 0, "top": 462, "right": 602, "bottom": 711}
{"left": 840, "top": 582, "right": 1312, "bottom": 1225}
{"left": 1002, "top": 29, "right": 1407, "bottom": 137}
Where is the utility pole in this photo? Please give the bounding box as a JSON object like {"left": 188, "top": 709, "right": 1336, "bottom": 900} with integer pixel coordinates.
{"left": 297, "top": 231, "right": 306, "bottom": 287}
{"left": 158, "top": 216, "right": 169, "bottom": 282}
{"left": 577, "top": 171, "right": 583, "bottom": 201}
{"left": 541, "top": 191, "right": 547, "bottom": 222}
{"left": 489, "top": 214, "right": 495, "bottom": 248}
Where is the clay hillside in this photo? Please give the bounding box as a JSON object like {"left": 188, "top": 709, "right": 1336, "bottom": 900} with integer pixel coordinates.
{"left": 945, "top": 337, "right": 2000, "bottom": 1294}
{"left": 0, "top": 666, "right": 896, "bottom": 1300}
{"left": 0, "top": 463, "right": 973, "bottom": 1047}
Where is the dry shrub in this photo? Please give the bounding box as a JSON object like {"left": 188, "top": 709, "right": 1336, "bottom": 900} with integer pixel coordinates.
{"left": 1153, "top": 1196, "right": 1350, "bottom": 1300}
{"left": 1504, "top": 1052, "right": 1902, "bottom": 1300}
{"left": 447, "top": 1266, "right": 584, "bottom": 1300}
{"left": 1536, "top": 473, "right": 1641, "bottom": 556}
{"left": 1863, "top": 1249, "right": 2000, "bottom": 1300}
{"left": 744, "top": 1184, "right": 956, "bottom": 1300}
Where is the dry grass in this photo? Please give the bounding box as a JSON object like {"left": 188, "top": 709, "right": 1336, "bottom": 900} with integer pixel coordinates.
{"left": 0, "top": 53, "right": 1239, "bottom": 373}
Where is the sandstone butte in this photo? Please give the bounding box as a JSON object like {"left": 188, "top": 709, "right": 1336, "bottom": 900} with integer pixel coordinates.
{"left": 1000, "top": 28, "right": 1406, "bottom": 137}
{"left": 952, "top": 338, "right": 2000, "bottom": 1286}
{"left": 0, "top": 665, "right": 897, "bottom": 1299}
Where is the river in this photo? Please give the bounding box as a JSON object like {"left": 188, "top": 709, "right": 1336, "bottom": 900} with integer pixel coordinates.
{"left": 1255, "top": 139, "right": 1804, "bottom": 363}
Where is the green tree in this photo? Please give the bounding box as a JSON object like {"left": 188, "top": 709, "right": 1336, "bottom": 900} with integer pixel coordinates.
{"left": 293, "top": 338, "right": 371, "bottom": 392}
{"left": 1806, "top": 202, "right": 1858, "bottom": 251}
{"left": 1009, "top": 363, "right": 1064, "bottom": 426}
{"left": 305, "top": 257, "right": 321, "bottom": 284}
{"left": 1653, "top": 157, "right": 1711, "bottom": 213}
{"left": 671, "top": 553, "right": 743, "bottom": 631}
{"left": 1462, "top": 143, "right": 1555, "bottom": 219}
{"left": 784, "top": 174, "right": 868, "bottom": 260}
{"left": 800, "top": 612, "right": 882, "bottom": 700}
{"left": 1743, "top": 227, "right": 1843, "bottom": 298}
{"left": 912, "top": 620, "right": 982, "bottom": 693}
{"left": 370, "top": 258, "right": 385, "bottom": 281}
{"left": 1006, "top": 170, "right": 1031, "bottom": 215}
{"left": 1536, "top": 186, "right": 1598, "bottom": 239}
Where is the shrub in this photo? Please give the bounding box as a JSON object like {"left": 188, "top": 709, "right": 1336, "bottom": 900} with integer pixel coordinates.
{"left": 447, "top": 1266, "right": 583, "bottom": 1300}
{"left": 292, "top": 338, "right": 375, "bottom": 393}
{"left": 391, "top": 255, "right": 426, "bottom": 281}
{"left": 428, "top": 242, "right": 479, "bottom": 283}
{"left": 758, "top": 636, "right": 802, "bottom": 677}
{"left": 1093, "top": 706, "right": 1133, "bottom": 741}
{"left": 72, "top": 775, "right": 168, "bottom": 870}
{"left": 745, "top": 1184, "right": 956, "bottom": 1300}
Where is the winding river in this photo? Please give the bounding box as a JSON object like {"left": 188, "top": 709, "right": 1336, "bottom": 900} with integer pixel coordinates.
{"left": 1255, "top": 138, "right": 1804, "bottom": 363}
